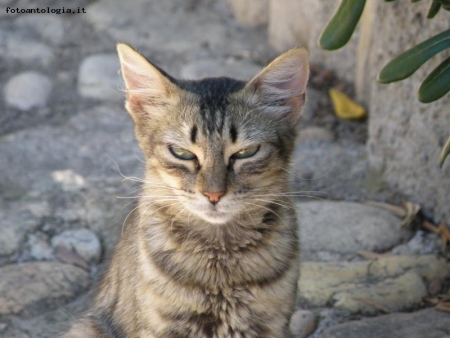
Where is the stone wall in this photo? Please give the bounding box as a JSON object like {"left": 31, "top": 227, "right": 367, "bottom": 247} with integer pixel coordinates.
{"left": 227, "top": 0, "right": 450, "bottom": 223}
{"left": 365, "top": 2, "right": 450, "bottom": 224}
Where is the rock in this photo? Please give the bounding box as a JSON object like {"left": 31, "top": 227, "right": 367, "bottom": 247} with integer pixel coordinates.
{"left": 308, "top": 309, "right": 351, "bottom": 338}
{"left": 0, "top": 104, "right": 139, "bottom": 192}
{"left": 332, "top": 271, "right": 427, "bottom": 314}
{"left": 290, "top": 309, "right": 317, "bottom": 338}
{"left": 366, "top": 3, "right": 450, "bottom": 225}
{"left": 0, "top": 201, "right": 51, "bottom": 256}
{"left": 297, "top": 127, "right": 334, "bottom": 143}
{"left": 14, "top": 14, "right": 65, "bottom": 45}
{"left": 298, "top": 255, "right": 449, "bottom": 312}
{"left": 83, "top": 183, "right": 134, "bottom": 255}
{"left": 391, "top": 230, "right": 441, "bottom": 255}
{"left": 84, "top": 0, "right": 248, "bottom": 57}
{"left": 27, "top": 233, "right": 54, "bottom": 261}
{"left": 180, "top": 57, "right": 261, "bottom": 81}
{"left": 262, "top": 0, "right": 450, "bottom": 225}
{"left": 267, "top": 0, "right": 358, "bottom": 83}
{"left": 51, "top": 229, "right": 102, "bottom": 263}
{"left": 51, "top": 169, "right": 86, "bottom": 191}
{"left": 290, "top": 143, "right": 376, "bottom": 203}
{"left": 297, "top": 201, "right": 412, "bottom": 259}
{"left": 1, "top": 32, "right": 54, "bottom": 66}
{"left": 227, "top": 0, "right": 268, "bottom": 27}
{"left": 302, "top": 88, "right": 325, "bottom": 122}
{"left": 4, "top": 72, "right": 53, "bottom": 111}
{"left": 0, "top": 262, "right": 89, "bottom": 316}
{"left": 77, "top": 54, "right": 122, "bottom": 101}
{"left": 323, "top": 308, "right": 450, "bottom": 338}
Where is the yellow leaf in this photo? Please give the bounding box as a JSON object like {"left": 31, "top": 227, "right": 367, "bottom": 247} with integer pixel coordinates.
{"left": 329, "top": 88, "right": 366, "bottom": 119}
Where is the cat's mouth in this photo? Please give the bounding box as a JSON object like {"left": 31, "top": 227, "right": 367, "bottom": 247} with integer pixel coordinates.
{"left": 201, "top": 209, "right": 232, "bottom": 224}
{"left": 186, "top": 201, "right": 236, "bottom": 224}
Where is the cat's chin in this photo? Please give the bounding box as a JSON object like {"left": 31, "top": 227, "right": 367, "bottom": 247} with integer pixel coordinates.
{"left": 195, "top": 210, "right": 234, "bottom": 225}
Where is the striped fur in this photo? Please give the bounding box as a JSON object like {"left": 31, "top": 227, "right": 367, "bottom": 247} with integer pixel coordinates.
{"left": 64, "top": 44, "right": 309, "bottom": 338}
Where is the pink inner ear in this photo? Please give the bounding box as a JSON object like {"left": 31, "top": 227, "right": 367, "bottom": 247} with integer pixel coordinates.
{"left": 285, "top": 67, "right": 308, "bottom": 95}
{"left": 286, "top": 93, "right": 304, "bottom": 112}
{"left": 122, "top": 67, "right": 147, "bottom": 91}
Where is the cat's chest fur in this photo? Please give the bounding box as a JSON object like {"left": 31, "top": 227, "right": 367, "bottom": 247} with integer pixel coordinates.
{"left": 134, "top": 212, "right": 299, "bottom": 337}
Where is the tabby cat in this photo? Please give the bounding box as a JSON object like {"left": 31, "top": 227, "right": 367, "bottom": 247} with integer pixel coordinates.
{"left": 64, "top": 43, "right": 309, "bottom": 338}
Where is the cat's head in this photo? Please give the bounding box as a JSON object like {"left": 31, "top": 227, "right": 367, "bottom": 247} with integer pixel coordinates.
{"left": 117, "top": 44, "right": 309, "bottom": 225}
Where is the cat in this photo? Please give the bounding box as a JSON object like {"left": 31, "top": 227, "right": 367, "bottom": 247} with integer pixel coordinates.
{"left": 63, "top": 43, "right": 309, "bottom": 338}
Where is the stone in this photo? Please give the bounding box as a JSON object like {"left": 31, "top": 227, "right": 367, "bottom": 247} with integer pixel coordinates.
{"left": 0, "top": 201, "right": 51, "bottom": 256}
{"left": 51, "top": 229, "right": 102, "bottom": 263}
{"left": 27, "top": 233, "right": 54, "bottom": 261}
{"left": 0, "top": 262, "right": 89, "bottom": 316}
{"left": 84, "top": 0, "right": 249, "bottom": 57}
{"left": 323, "top": 308, "right": 450, "bottom": 338}
{"left": 298, "top": 255, "right": 449, "bottom": 312}
{"left": 289, "top": 309, "right": 317, "bottom": 338}
{"left": 267, "top": 0, "right": 357, "bottom": 83}
{"left": 14, "top": 14, "right": 65, "bottom": 45}
{"left": 332, "top": 271, "right": 427, "bottom": 314}
{"left": 297, "top": 201, "right": 412, "bottom": 259}
{"left": 262, "top": 0, "right": 450, "bottom": 224}
{"left": 51, "top": 169, "right": 86, "bottom": 191}
{"left": 302, "top": 88, "right": 325, "bottom": 123}
{"left": 0, "top": 104, "right": 139, "bottom": 192}
{"left": 180, "top": 57, "right": 261, "bottom": 81}
{"left": 4, "top": 72, "right": 53, "bottom": 111}
{"left": 1, "top": 32, "right": 54, "bottom": 66}
{"left": 290, "top": 143, "right": 376, "bottom": 203}
{"left": 391, "top": 230, "right": 440, "bottom": 255}
{"left": 78, "top": 54, "right": 122, "bottom": 101}
{"left": 365, "top": 2, "right": 450, "bottom": 225}
{"left": 227, "top": 0, "right": 268, "bottom": 27}
{"left": 297, "top": 127, "right": 334, "bottom": 143}
{"left": 309, "top": 309, "right": 351, "bottom": 338}
{"left": 83, "top": 183, "right": 135, "bottom": 255}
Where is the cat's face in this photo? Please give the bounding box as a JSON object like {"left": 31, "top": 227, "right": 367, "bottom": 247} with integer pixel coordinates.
{"left": 117, "top": 44, "right": 309, "bottom": 225}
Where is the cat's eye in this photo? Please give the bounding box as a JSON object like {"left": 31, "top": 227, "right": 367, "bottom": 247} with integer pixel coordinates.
{"left": 233, "top": 145, "right": 260, "bottom": 159}
{"left": 169, "top": 146, "right": 196, "bottom": 160}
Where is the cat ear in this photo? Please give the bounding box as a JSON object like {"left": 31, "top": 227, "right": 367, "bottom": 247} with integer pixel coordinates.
{"left": 246, "top": 48, "right": 309, "bottom": 124}
{"left": 117, "top": 43, "right": 174, "bottom": 120}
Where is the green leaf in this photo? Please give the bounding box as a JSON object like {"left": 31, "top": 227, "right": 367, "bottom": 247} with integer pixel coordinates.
{"left": 439, "top": 136, "right": 450, "bottom": 168}
{"left": 318, "top": 0, "right": 367, "bottom": 51}
{"left": 427, "top": 1, "right": 441, "bottom": 18}
{"left": 417, "top": 56, "right": 450, "bottom": 103}
{"left": 377, "top": 29, "right": 450, "bottom": 83}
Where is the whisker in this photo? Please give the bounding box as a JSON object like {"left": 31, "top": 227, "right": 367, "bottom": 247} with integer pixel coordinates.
{"left": 117, "top": 194, "right": 181, "bottom": 199}
{"left": 248, "top": 198, "right": 294, "bottom": 210}
{"left": 243, "top": 202, "right": 287, "bottom": 227}
{"left": 133, "top": 150, "right": 146, "bottom": 164}
{"left": 242, "top": 205, "right": 257, "bottom": 227}
{"left": 139, "top": 201, "right": 182, "bottom": 226}
{"left": 170, "top": 208, "right": 188, "bottom": 233}
{"left": 122, "top": 198, "right": 179, "bottom": 234}
{"left": 121, "top": 203, "right": 142, "bottom": 234}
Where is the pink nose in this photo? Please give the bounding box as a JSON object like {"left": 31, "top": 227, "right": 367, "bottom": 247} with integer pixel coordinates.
{"left": 203, "top": 191, "right": 225, "bottom": 204}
